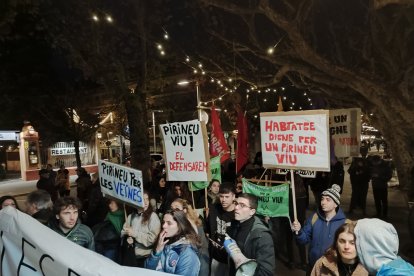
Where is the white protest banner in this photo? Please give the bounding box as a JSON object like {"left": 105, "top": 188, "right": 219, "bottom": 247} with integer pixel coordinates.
{"left": 260, "top": 110, "right": 330, "bottom": 171}
{"left": 160, "top": 120, "right": 210, "bottom": 181}
{"left": 329, "top": 108, "right": 361, "bottom": 157}
{"left": 0, "top": 207, "right": 169, "bottom": 276}
{"left": 276, "top": 168, "right": 316, "bottom": 178}
{"left": 99, "top": 160, "right": 144, "bottom": 208}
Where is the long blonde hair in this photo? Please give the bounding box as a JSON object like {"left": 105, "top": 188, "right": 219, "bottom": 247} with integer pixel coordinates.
{"left": 171, "top": 198, "right": 202, "bottom": 227}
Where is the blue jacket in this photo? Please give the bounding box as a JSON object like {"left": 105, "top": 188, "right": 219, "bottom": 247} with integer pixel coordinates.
{"left": 377, "top": 257, "right": 414, "bottom": 276}
{"left": 295, "top": 208, "right": 346, "bottom": 268}
{"left": 145, "top": 238, "right": 200, "bottom": 276}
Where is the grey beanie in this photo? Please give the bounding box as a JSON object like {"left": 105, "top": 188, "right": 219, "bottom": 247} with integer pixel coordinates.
{"left": 321, "top": 184, "right": 341, "bottom": 205}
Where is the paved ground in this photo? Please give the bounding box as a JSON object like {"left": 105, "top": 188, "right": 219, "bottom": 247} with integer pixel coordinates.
{"left": 1, "top": 161, "right": 413, "bottom": 275}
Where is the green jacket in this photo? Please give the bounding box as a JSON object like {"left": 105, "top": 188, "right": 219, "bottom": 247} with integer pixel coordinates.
{"left": 49, "top": 220, "right": 95, "bottom": 251}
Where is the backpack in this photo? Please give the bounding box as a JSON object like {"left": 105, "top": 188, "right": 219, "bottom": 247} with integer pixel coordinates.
{"left": 311, "top": 213, "right": 351, "bottom": 226}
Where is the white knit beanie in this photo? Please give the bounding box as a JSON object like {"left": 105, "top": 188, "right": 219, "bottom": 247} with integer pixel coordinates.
{"left": 321, "top": 184, "right": 341, "bottom": 205}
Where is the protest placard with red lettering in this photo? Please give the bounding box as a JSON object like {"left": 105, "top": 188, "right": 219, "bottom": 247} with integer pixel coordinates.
{"left": 260, "top": 110, "right": 330, "bottom": 171}
{"left": 160, "top": 120, "right": 211, "bottom": 181}
{"left": 329, "top": 108, "right": 361, "bottom": 157}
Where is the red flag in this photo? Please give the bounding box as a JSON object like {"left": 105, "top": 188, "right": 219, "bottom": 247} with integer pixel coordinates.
{"left": 236, "top": 107, "right": 249, "bottom": 173}
{"left": 210, "top": 106, "right": 230, "bottom": 163}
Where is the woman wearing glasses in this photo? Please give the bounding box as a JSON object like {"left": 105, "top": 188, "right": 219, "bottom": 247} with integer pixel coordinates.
{"left": 311, "top": 222, "right": 368, "bottom": 276}
{"left": 145, "top": 209, "right": 201, "bottom": 276}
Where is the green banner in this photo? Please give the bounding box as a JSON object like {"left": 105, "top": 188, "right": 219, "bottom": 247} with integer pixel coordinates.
{"left": 242, "top": 179, "right": 290, "bottom": 217}
{"left": 190, "top": 156, "right": 221, "bottom": 191}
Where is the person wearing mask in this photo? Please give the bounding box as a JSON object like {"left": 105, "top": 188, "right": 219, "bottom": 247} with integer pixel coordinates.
{"left": 292, "top": 184, "right": 348, "bottom": 274}
{"left": 121, "top": 191, "right": 161, "bottom": 267}
{"left": 311, "top": 222, "right": 368, "bottom": 276}
{"left": 171, "top": 198, "right": 210, "bottom": 276}
{"left": 145, "top": 209, "right": 201, "bottom": 276}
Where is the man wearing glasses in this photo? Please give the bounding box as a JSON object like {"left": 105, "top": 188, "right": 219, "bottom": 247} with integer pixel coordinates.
{"left": 229, "top": 193, "right": 275, "bottom": 276}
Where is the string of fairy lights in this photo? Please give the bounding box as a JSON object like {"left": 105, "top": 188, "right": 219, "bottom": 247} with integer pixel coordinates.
{"left": 153, "top": 28, "right": 314, "bottom": 115}
{"left": 89, "top": 12, "right": 314, "bottom": 114}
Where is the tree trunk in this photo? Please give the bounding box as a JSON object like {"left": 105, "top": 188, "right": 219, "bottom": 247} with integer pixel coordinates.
{"left": 74, "top": 139, "right": 82, "bottom": 169}
{"left": 124, "top": 0, "right": 151, "bottom": 186}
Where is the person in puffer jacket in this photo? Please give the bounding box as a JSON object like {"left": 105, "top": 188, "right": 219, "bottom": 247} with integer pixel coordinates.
{"left": 354, "top": 218, "right": 414, "bottom": 275}
{"left": 145, "top": 209, "right": 200, "bottom": 276}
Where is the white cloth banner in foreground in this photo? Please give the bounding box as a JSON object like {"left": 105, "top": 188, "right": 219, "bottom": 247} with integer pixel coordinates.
{"left": 0, "top": 207, "right": 170, "bottom": 276}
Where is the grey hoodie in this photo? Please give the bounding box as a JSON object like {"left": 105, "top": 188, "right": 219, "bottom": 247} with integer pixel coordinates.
{"left": 354, "top": 218, "right": 398, "bottom": 274}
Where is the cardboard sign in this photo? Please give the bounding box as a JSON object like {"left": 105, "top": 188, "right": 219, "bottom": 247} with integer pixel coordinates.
{"left": 0, "top": 207, "right": 169, "bottom": 276}
{"left": 260, "top": 110, "right": 330, "bottom": 171}
{"left": 160, "top": 120, "right": 210, "bottom": 181}
{"left": 329, "top": 108, "right": 361, "bottom": 157}
{"left": 99, "top": 160, "right": 144, "bottom": 208}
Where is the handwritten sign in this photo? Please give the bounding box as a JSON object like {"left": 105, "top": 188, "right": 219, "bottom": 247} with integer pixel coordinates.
{"left": 260, "top": 110, "right": 330, "bottom": 171}
{"left": 329, "top": 108, "right": 361, "bottom": 157}
{"left": 242, "top": 179, "right": 289, "bottom": 217}
{"left": 99, "top": 160, "right": 143, "bottom": 208}
{"left": 160, "top": 120, "right": 210, "bottom": 181}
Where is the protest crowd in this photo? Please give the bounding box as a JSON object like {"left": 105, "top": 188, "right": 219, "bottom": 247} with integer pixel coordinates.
{"left": 1, "top": 113, "right": 414, "bottom": 276}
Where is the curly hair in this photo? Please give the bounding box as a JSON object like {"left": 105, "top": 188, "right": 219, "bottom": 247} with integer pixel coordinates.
{"left": 53, "top": 196, "right": 82, "bottom": 215}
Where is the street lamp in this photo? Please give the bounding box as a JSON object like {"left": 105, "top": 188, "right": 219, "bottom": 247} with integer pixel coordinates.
{"left": 178, "top": 80, "right": 202, "bottom": 120}
{"left": 151, "top": 110, "right": 163, "bottom": 153}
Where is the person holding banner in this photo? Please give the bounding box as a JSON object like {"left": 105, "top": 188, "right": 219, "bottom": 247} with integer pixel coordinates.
{"left": 49, "top": 196, "right": 95, "bottom": 250}
{"left": 0, "top": 195, "right": 19, "bottom": 210}
{"left": 292, "top": 184, "right": 347, "bottom": 275}
{"left": 228, "top": 193, "right": 275, "bottom": 276}
{"left": 145, "top": 209, "right": 201, "bottom": 276}
{"left": 121, "top": 191, "right": 161, "bottom": 267}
